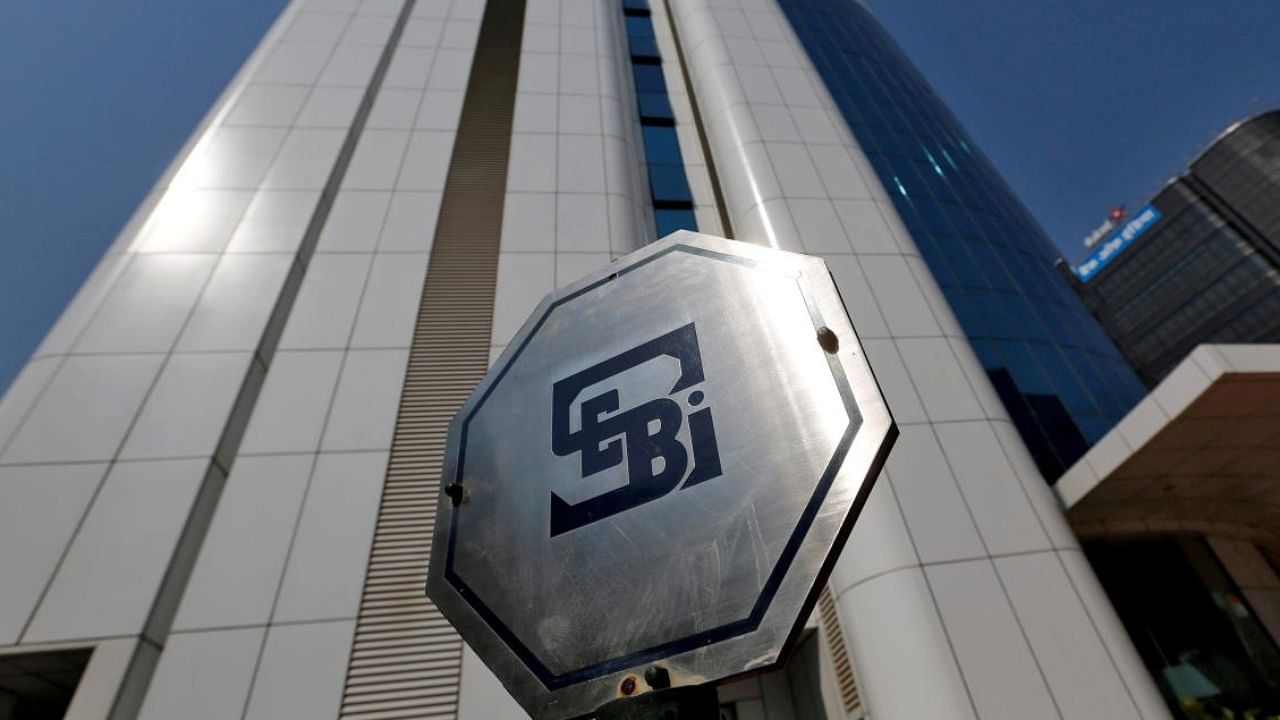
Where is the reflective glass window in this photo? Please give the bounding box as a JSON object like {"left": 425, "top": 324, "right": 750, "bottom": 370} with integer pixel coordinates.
{"left": 628, "top": 35, "right": 660, "bottom": 59}
{"left": 655, "top": 208, "right": 697, "bottom": 237}
{"left": 637, "top": 93, "right": 673, "bottom": 122}
{"left": 641, "top": 125, "right": 682, "bottom": 165}
{"left": 648, "top": 164, "right": 693, "bottom": 204}
{"left": 994, "top": 340, "right": 1055, "bottom": 396}
{"left": 776, "top": 0, "right": 1143, "bottom": 479}
{"left": 620, "top": 0, "right": 697, "bottom": 238}
{"left": 625, "top": 16, "right": 654, "bottom": 39}
{"left": 631, "top": 63, "right": 667, "bottom": 94}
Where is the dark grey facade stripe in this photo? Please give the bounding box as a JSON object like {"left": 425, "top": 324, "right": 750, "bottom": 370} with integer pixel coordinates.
{"left": 105, "top": 3, "right": 423, "bottom": 718}
{"left": 661, "top": 0, "right": 734, "bottom": 239}
{"left": 339, "top": 0, "right": 526, "bottom": 717}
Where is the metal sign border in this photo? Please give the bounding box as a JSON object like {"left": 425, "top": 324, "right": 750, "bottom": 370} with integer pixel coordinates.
{"left": 427, "top": 231, "right": 897, "bottom": 719}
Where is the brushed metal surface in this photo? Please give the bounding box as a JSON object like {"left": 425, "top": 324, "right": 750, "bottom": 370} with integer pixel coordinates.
{"left": 427, "top": 231, "right": 896, "bottom": 719}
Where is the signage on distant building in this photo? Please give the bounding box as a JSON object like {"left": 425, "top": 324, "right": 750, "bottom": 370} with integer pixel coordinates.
{"left": 1075, "top": 205, "right": 1162, "bottom": 281}
{"left": 1082, "top": 219, "right": 1116, "bottom": 249}
{"left": 426, "top": 231, "right": 896, "bottom": 719}
{"left": 1081, "top": 205, "right": 1128, "bottom": 249}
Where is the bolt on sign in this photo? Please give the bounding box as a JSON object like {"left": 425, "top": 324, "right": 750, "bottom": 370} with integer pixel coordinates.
{"left": 427, "top": 231, "right": 897, "bottom": 719}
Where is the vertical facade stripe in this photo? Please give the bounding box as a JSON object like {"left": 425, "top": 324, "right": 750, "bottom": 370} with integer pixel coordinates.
{"left": 340, "top": 0, "right": 526, "bottom": 717}
{"left": 816, "top": 586, "right": 864, "bottom": 718}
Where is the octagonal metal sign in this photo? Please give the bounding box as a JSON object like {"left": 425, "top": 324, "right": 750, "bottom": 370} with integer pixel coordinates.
{"left": 427, "top": 231, "right": 896, "bottom": 719}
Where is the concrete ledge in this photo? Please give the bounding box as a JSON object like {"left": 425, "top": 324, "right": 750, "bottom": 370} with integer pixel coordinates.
{"left": 1057, "top": 344, "right": 1280, "bottom": 552}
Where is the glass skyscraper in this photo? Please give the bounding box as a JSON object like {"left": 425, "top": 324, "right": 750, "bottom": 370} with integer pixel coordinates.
{"left": 778, "top": 0, "right": 1147, "bottom": 479}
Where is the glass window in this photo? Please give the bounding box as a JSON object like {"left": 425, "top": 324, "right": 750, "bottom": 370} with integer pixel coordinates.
{"left": 945, "top": 203, "right": 980, "bottom": 238}
{"left": 947, "top": 289, "right": 991, "bottom": 338}
{"left": 655, "top": 208, "right": 697, "bottom": 237}
{"left": 1075, "top": 415, "right": 1112, "bottom": 444}
{"left": 910, "top": 232, "right": 957, "bottom": 286}
{"left": 969, "top": 338, "right": 1006, "bottom": 373}
{"left": 1073, "top": 353, "right": 1128, "bottom": 418}
{"left": 631, "top": 63, "right": 667, "bottom": 94}
{"left": 648, "top": 164, "right": 693, "bottom": 204}
{"left": 1030, "top": 343, "right": 1100, "bottom": 417}
{"left": 774, "top": 0, "right": 1145, "bottom": 479}
{"left": 1088, "top": 538, "right": 1280, "bottom": 718}
{"left": 974, "top": 244, "right": 1019, "bottom": 293}
{"left": 641, "top": 125, "right": 682, "bottom": 165}
{"left": 637, "top": 92, "right": 674, "bottom": 122}
{"left": 989, "top": 341, "right": 1052, "bottom": 395}
{"left": 935, "top": 236, "right": 984, "bottom": 288}
{"left": 916, "top": 200, "right": 956, "bottom": 235}
{"left": 625, "top": 16, "right": 655, "bottom": 40}
{"left": 628, "top": 35, "right": 660, "bottom": 59}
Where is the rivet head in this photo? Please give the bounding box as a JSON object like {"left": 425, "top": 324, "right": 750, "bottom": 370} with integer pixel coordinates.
{"left": 620, "top": 676, "right": 638, "bottom": 696}
{"left": 817, "top": 326, "right": 839, "bottom": 354}
{"left": 444, "top": 483, "right": 468, "bottom": 507}
{"left": 644, "top": 665, "right": 671, "bottom": 689}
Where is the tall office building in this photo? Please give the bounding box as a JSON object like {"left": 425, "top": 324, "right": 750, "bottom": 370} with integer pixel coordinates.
{"left": 0, "top": 0, "right": 1168, "bottom": 718}
{"left": 778, "top": 0, "right": 1147, "bottom": 481}
{"left": 1068, "top": 111, "right": 1280, "bottom": 388}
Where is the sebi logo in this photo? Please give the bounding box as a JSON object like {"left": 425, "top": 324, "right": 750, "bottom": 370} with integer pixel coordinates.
{"left": 550, "top": 323, "right": 723, "bottom": 536}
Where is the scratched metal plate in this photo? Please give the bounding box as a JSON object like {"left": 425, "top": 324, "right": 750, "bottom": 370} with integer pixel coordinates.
{"left": 426, "top": 231, "right": 896, "bottom": 719}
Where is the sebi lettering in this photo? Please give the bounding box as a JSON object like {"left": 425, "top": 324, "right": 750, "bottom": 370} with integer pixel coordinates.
{"left": 549, "top": 323, "right": 722, "bottom": 536}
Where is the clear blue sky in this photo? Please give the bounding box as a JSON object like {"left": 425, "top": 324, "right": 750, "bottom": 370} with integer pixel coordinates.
{"left": 872, "top": 0, "right": 1280, "bottom": 256}
{"left": 2, "top": 0, "right": 1279, "bottom": 395}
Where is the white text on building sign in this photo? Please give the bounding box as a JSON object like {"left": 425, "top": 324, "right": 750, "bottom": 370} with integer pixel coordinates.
{"left": 1074, "top": 205, "right": 1162, "bottom": 281}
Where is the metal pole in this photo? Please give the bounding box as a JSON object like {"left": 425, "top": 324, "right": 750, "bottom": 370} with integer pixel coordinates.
{"left": 594, "top": 667, "right": 720, "bottom": 720}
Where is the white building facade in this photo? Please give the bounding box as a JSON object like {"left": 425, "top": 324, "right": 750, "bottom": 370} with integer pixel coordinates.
{"left": 0, "top": 0, "right": 1170, "bottom": 718}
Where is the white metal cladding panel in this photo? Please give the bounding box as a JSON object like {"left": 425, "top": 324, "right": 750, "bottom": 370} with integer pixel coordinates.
{"left": 489, "top": 0, "right": 657, "bottom": 376}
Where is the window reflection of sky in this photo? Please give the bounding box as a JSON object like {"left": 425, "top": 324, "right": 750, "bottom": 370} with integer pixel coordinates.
{"left": 777, "top": 0, "right": 1146, "bottom": 480}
